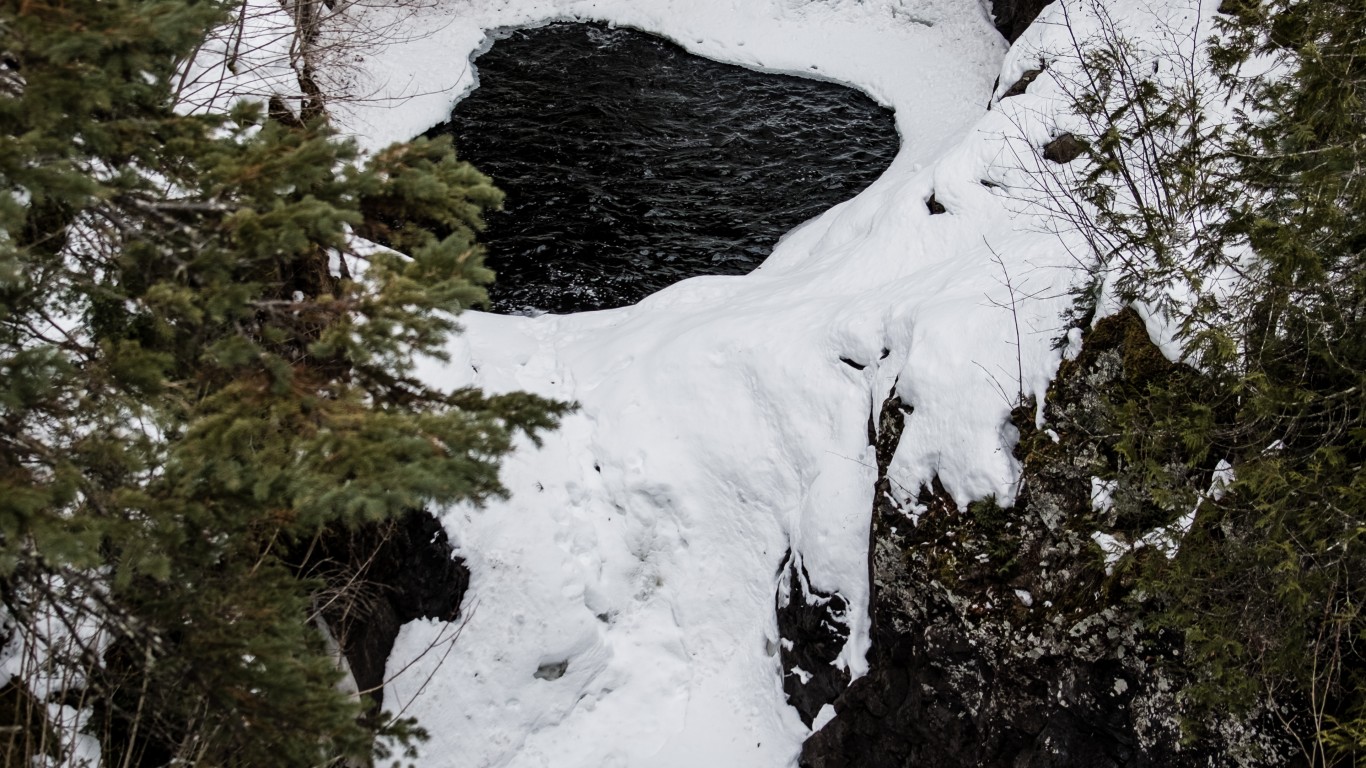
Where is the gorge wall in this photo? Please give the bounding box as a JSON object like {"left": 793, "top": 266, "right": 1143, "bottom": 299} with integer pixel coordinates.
{"left": 795, "top": 310, "right": 1294, "bottom": 767}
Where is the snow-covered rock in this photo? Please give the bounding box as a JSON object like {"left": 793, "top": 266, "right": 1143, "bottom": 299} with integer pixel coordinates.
{"left": 313, "top": 0, "right": 1083, "bottom": 765}
{"left": 252, "top": 0, "right": 1282, "bottom": 765}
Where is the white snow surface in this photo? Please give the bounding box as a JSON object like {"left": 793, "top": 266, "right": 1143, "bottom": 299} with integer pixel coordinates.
{"left": 278, "top": 0, "right": 1218, "bottom": 765}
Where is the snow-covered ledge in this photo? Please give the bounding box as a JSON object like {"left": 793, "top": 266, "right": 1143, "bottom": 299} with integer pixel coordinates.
{"left": 291, "top": 0, "right": 1103, "bottom": 765}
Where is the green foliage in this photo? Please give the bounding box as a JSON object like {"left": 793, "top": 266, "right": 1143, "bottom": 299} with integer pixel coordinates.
{"left": 1062, "top": 0, "right": 1366, "bottom": 761}
{"left": 966, "top": 495, "right": 1021, "bottom": 572}
{"left": 0, "top": 0, "right": 567, "bottom": 764}
{"left": 1051, "top": 0, "right": 1235, "bottom": 334}
{"left": 1064, "top": 310, "right": 1223, "bottom": 536}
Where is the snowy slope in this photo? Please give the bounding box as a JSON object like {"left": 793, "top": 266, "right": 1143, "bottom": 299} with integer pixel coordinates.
{"left": 295, "top": 0, "right": 1182, "bottom": 765}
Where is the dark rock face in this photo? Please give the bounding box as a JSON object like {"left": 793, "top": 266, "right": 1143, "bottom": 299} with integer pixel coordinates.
{"left": 292, "top": 509, "right": 469, "bottom": 713}
{"left": 1001, "top": 67, "right": 1045, "bottom": 98}
{"left": 991, "top": 0, "right": 1056, "bottom": 42}
{"left": 1043, "top": 133, "right": 1086, "bottom": 164}
{"left": 801, "top": 310, "right": 1293, "bottom": 768}
{"left": 0, "top": 679, "right": 56, "bottom": 765}
{"left": 776, "top": 551, "right": 852, "bottom": 725}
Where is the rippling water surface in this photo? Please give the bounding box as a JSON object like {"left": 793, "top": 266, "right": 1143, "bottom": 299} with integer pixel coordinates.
{"left": 430, "top": 23, "right": 899, "bottom": 314}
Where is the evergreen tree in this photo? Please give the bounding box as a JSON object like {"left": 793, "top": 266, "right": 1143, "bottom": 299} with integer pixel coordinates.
{"left": 0, "top": 0, "right": 566, "bottom": 764}
{"left": 1062, "top": 0, "right": 1366, "bottom": 761}
{"left": 1182, "top": 0, "right": 1366, "bottom": 758}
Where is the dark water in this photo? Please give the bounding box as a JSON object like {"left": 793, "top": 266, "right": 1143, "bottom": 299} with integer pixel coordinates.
{"left": 429, "top": 23, "right": 899, "bottom": 314}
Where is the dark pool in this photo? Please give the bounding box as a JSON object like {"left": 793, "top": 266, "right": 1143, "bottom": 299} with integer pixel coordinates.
{"left": 429, "top": 22, "right": 899, "bottom": 314}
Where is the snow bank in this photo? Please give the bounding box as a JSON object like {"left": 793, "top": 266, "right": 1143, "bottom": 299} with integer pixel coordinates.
{"left": 294, "top": 0, "right": 1190, "bottom": 765}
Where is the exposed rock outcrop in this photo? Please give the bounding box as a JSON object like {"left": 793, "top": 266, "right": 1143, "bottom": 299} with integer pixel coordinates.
{"left": 991, "top": 0, "right": 1057, "bottom": 42}
{"left": 292, "top": 509, "right": 469, "bottom": 713}
{"left": 777, "top": 551, "right": 852, "bottom": 725}
{"left": 1043, "top": 133, "right": 1086, "bottom": 164}
{"left": 800, "top": 309, "right": 1293, "bottom": 768}
{"left": 1001, "top": 67, "right": 1045, "bottom": 98}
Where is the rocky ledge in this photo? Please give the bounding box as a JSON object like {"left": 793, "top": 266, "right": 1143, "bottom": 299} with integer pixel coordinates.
{"left": 797, "top": 309, "right": 1293, "bottom": 767}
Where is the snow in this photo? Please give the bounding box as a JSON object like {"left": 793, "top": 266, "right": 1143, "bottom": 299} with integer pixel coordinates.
{"left": 0, "top": 576, "right": 108, "bottom": 768}
{"left": 1090, "top": 531, "right": 1130, "bottom": 574}
{"left": 266, "top": 0, "right": 1219, "bottom": 765}
{"left": 1091, "top": 511, "right": 1196, "bottom": 575}
{"left": 177, "top": 0, "right": 302, "bottom": 114}
{"left": 1091, "top": 476, "right": 1117, "bottom": 513}
{"left": 811, "top": 703, "right": 838, "bottom": 732}
{"left": 1090, "top": 457, "right": 1228, "bottom": 575}
{"left": 1210, "top": 458, "right": 1234, "bottom": 501}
